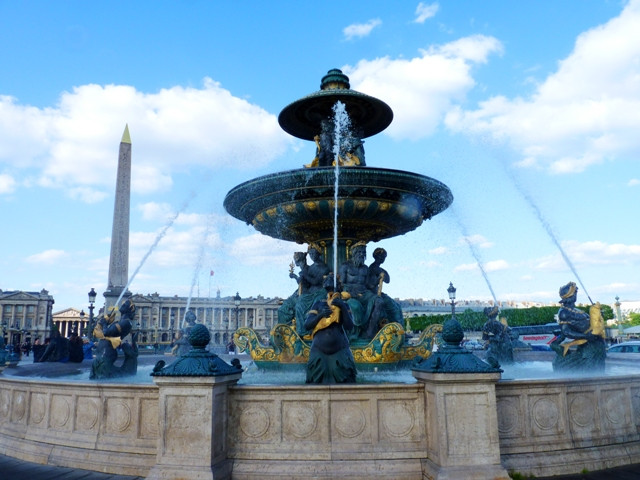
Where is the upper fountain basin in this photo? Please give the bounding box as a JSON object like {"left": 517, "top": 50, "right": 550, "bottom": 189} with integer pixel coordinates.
{"left": 223, "top": 166, "right": 453, "bottom": 244}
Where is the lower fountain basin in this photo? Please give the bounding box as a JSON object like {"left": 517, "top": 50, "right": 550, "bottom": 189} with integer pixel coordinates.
{"left": 223, "top": 166, "right": 453, "bottom": 244}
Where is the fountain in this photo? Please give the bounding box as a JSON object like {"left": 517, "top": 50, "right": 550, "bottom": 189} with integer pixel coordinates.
{"left": 225, "top": 68, "right": 451, "bottom": 369}
{"left": 2, "top": 69, "right": 640, "bottom": 480}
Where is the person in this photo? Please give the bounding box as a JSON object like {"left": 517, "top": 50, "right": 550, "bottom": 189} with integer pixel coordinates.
{"left": 304, "top": 275, "right": 357, "bottom": 384}
{"left": 338, "top": 241, "right": 384, "bottom": 340}
{"left": 68, "top": 332, "right": 84, "bottom": 363}
{"left": 551, "top": 281, "right": 606, "bottom": 372}
{"left": 82, "top": 337, "right": 94, "bottom": 360}
{"left": 366, "top": 247, "right": 404, "bottom": 328}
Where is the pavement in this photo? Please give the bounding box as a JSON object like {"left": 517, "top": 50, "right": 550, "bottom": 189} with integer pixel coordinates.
{"left": 1, "top": 453, "right": 640, "bottom": 480}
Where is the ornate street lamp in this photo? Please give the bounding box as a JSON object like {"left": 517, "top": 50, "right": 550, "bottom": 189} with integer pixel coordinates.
{"left": 87, "top": 288, "right": 97, "bottom": 340}
{"left": 447, "top": 282, "right": 457, "bottom": 318}
{"left": 234, "top": 292, "right": 241, "bottom": 330}
{"left": 79, "top": 310, "right": 85, "bottom": 336}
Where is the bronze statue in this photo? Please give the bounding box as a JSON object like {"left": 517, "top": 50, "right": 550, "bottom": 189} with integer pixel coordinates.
{"left": 277, "top": 246, "right": 331, "bottom": 338}
{"left": 551, "top": 281, "right": 606, "bottom": 372}
{"left": 173, "top": 310, "right": 197, "bottom": 356}
{"left": 481, "top": 306, "right": 514, "bottom": 368}
{"left": 366, "top": 247, "right": 404, "bottom": 328}
{"left": 277, "top": 252, "right": 305, "bottom": 325}
{"left": 38, "top": 326, "right": 69, "bottom": 362}
{"left": 339, "top": 241, "right": 386, "bottom": 340}
{"left": 90, "top": 299, "right": 138, "bottom": 379}
{"left": 304, "top": 275, "right": 357, "bottom": 384}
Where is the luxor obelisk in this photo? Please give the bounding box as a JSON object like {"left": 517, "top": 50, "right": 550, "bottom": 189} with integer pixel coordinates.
{"left": 104, "top": 125, "right": 132, "bottom": 308}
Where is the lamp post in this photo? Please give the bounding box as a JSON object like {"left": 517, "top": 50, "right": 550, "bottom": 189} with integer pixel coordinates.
{"left": 79, "top": 310, "right": 85, "bottom": 336}
{"left": 615, "top": 296, "right": 624, "bottom": 340}
{"left": 87, "top": 288, "right": 97, "bottom": 340}
{"left": 234, "top": 292, "right": 241, "bottom": 330}
{"left": 170, "top": 314, "right": 175, "bottom": 347}
{"left": 447, "top": 282, "right": 457, "bottom": 318}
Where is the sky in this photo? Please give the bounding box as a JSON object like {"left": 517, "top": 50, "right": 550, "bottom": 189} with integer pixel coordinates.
{"left": 1, "top": 0, "right": 639, "bottom": 313}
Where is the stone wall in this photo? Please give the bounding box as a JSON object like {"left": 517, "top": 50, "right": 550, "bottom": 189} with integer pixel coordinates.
{"left": 228, "top": 383, "right": 427, "bottom": 479}
{"left": 0, "top": 377, "right": 158, "bottom": 476}
{"left": 497, "top": 375, "right": 640, "bottom": 477}
{"left": 2, "top": 373, "right": 640, "bottom": 479}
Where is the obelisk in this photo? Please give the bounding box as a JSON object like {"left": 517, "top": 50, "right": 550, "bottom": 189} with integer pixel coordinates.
{"left": 104, "top": 125, "right": 132, "bottom": 308}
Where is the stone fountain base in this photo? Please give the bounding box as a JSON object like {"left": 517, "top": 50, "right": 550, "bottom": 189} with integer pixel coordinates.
{"left": 2, "top": 359, "right": 640, "bottom": 479}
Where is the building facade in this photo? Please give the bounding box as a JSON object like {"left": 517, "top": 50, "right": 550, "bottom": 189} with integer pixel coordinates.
{"left": 127, "top": 291, "right": 282, "bottom": 350}
{"left": 0, "top": 289, "right": 55, "bottom": 347}
{"left": 51, "top": 308, "right": 90, "bottom": 340}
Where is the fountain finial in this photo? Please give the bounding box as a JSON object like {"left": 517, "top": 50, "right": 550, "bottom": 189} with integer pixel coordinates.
{"left": 321, "top": 69, "right": 350, "bottom": 90}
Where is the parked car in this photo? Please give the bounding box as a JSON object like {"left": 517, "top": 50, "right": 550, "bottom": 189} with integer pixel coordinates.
{"left": 608, "top": 341, "right": 640, "bottom": 353}
{"left": 463, "top": 339, "right": 484, "bottom": 351}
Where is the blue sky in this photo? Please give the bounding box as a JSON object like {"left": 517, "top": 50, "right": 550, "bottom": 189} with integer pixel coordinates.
{"left": 1, "top": 1, "right": 638, "bottom": 312}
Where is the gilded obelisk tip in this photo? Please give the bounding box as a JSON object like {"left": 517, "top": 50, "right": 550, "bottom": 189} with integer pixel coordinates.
{"left": 121, "top": 124, "right": 131, "bottom": 144}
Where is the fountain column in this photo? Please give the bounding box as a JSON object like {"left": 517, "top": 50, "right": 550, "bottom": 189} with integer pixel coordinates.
{"left": 148, "top": 325, "right": 242, "bottom": 480}
{"left": 412, "top": 307, "right": 509, "bottom": 479}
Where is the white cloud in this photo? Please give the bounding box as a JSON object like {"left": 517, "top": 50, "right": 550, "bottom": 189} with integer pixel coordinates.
{"left": 344, "top": 35, "right": 502, "bottom": 140}
{"left": 454, "top": 262, "right": 477, "bottom": 272}
{"left": 461, "top": 234, "right": 493, "bottom": 249}
{"left": 484, "top": 259, "right": 509, "bottom": 272}
{"left": 0, "top": 79, "right": 291, "bottom": 202}
{"left": 229, "top": 233, "right": 299, "bottom": 266}
{"left": 453, "top": 258, "right": 508, "bottom": 272}
{"left": 628, "top": 178, "right": 640, "bottom": 187}
{"left": 26, "top": 249, "right": 68, "bottom": 265}
{"left": 343, "top": 19, "right": 382, "bottom": 40}
{"left": 0, "top": 173, "right": 17, "bottom": 194}
{"left": 429, "top": 246, "right": 449, "bottom": 255}
{"left": 414, "top": 2, "right": 439, "bottom": 24}
{"left": 534, "top": 240, "right": 640, "bottom": 271}
{"left": 446, "top": 0, "right": 640, "bottom": 174}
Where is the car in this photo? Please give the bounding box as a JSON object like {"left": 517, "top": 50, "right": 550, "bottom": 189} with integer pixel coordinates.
{"left": 608, "top": 341, "right": 640, "bottom": 353}
{"left": 463, "top": 340, "right": 484, "bottom": 350}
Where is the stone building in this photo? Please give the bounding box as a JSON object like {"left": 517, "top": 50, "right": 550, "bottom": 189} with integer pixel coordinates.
{"left": 0, "top": 289, "right": 55, "bottom": 346}
{"left": 51, "top": 308, "right": 89, "bottom": 340}
{"left": 128, "top": 290, "right": 282, "bottom": 350}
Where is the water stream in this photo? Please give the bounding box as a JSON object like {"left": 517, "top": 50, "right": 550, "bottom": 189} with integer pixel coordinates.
{"left": 115, "top": 193, "right": 196, "bottom": 307}
{"left": 331, "top": 101, "right": 350, "bottom": 287}
{"left": 452, "top": 206, "right": 499, "bottom": 305}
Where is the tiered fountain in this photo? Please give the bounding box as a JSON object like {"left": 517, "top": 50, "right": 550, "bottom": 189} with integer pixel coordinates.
{"left": 225, "top": 68, "right": 451, "bottom": 368}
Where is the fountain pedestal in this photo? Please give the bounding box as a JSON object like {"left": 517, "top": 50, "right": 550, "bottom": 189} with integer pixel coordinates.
{"left": 413, "top": 371, "right": 510, "bottom": 480}
{"left": 147, "top": 324, "right": 242, "bottom": 480}
{"left": 147, "top": 375, "right": 240, "bottom": 480}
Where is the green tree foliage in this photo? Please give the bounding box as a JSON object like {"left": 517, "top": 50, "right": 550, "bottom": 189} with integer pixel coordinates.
{"left": 622, "top": 312, "right": 640, "bottom": 327}
{"left": 405, "top": 303, "right": 615, "bottom": 332}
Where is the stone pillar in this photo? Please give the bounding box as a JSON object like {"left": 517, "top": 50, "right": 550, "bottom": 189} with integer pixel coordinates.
{"left": 147, "top": 324, "right": 242, "bottom": 480}
{"left": 413, "top": 371, "right": 509, "bottom": 480}
{"left": 147, "top": 375, "right": 240, "bottom": 480}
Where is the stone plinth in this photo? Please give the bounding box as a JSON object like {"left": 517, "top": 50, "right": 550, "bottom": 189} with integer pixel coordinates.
{"left": 413, "top": 371, "right": 510, "bottom": 480}
{"left": 146, "top": 374, "right": 241, "bottom": 480}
